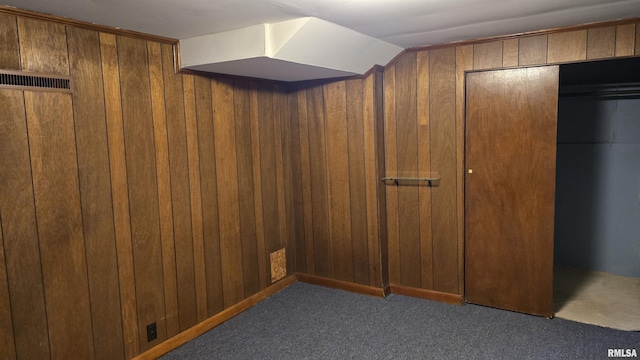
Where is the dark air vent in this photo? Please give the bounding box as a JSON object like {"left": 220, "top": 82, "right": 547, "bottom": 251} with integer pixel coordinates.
{"left": 0, "top": 70, "right": 72, "bottom": 93}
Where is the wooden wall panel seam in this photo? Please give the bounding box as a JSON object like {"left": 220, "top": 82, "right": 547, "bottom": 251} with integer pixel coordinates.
{"left": 99, "top": 32, "right": 140, "bottom": 358}
{"left": 231, "top": 84, "right": 247, "bottom": 299}
{"left": 0, "top": 212, "right": 18, "bottom": 360}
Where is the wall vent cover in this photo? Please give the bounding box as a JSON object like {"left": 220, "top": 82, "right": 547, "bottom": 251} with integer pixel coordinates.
{"left": 0, "top": 69, "right": 72, "bottom": 93}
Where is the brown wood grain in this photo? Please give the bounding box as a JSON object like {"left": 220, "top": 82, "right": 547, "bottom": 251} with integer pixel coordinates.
{"left": 455, "top": 45, "right": 473, "bottom": 296}
{"left": 518, "top": 35, "right": 548, "bottom": 66}
{"left": 429, "top": 47, "right": 458, "bottom": 295}
{"left": 100, "top": 32, "right": 140, "bottom": 358}
{"left": 161, "top": 43, "right": 198, "bottom": 331}
{"left": 0, "top": 215, "right": 16, "bottom": 360}
{"left": 615, "top": 24, "right": 636, "bottom": 57}
{"left": 395, "top": 53, "right": 421, "bottom": 288}
{"left": 587, "top": 27, "right": 615, "bottom": 59}
{"left": 25, "top": 91, "right": 95, "bottom": 359}
{"left": 194, "top": 75, "right": 224, "bottom": 316}
{"left": 297, "top": 86, "right": 316, "bottom": 275}
{"left": 257, "top": 83, "right": 283, "bottom": 279}
{"left": 306, "top": 84, "right": 332, "bottom": 278}
{"left": 183, "top": 74, "right": 208, "bottom": 323}
{"left": 117, "top": 35, "right": 167, "bottom": 351}
{"left": 146, "top": 41, "right": 179, "bottom": 338}
{"left": 346, "top": 79, "right": 369, "bottom": 285}
{"left": 473, "top": 41, "right": 503, "bottom": 70}
{"left": 281, "top": 87, "right": 296, "bottom": 276}
{"left": 384, "top": 65, "right": 400, "bottom": 285}
{"left": 67, "top": 26, "right": 124, "bottom": 360}
{"left": 289, "top": 87, "right": 306, "bottom": 274}
{"left": 502, "top": 39, "right": 518, "bottom": 67}
{"left": 324, "top": 81, "right": 354, "bottom": 282}
{"left": 374, "top": 70, "right": 388, "bottom": 287}
{"left": 363, "top": 73, "right": 381, "bottom": 286}
{"left": 636, "top": 23, "right": 640, "bottom": 55}
{"left": 272, "top": 86, "right": 290, "bottom": 268}
{"left": 212, "top": 78, "right": 245, "bottom": 306}
{"left": 548, "top": 30, "right": 587, "bottom": 63}
{"left": 17, "top": 18, "right": 68, "bottom": 75}
{"left": 0, "top": 79, "right": 49, "bottom": 360}
{"left": 465, "top": 66, "right": 558, "bottom": 317}
{"left": 0, "top": 14, "right": 20, "bottom": 69}
{"left": 278, "top": 88, "right": 298, "bottom": 275}
{"left": 249, "top": 82, "right": 268, "bottom": 289}
{"left": 233, "top": 80, "right": 260, "bottom": 297}
{"left": 417, "top": 50, "right": 433, "bottom": 290}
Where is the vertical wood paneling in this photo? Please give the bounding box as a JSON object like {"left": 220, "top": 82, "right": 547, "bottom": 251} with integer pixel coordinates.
{"left": 249, "top": 82, "right": 268, "bottom": 289}
{"left": 258, "top": 83, "right": 283, "bottom": 278}
{"left": 0, "top": 215, "right": 16, "bottom": 360}
{"left": 17, "top": 18, "right": 68, "bottom": 75}
{"left": 194, "top": 76, "right": 224, "bottom": 316}
{"left": 375, "top": 70, "right": 388, "bottom": 286}
{"left": 289, "top": 89, "right": 306, "bottom": 274}
{"left": 100, "top": 32, "right": 140, "bottom": 358}
{"left": 635, "top": 23, "right": 640, "bottom": 55}
{"left": 281, "top": 88, "right": 296, "bottom": 276}
{"left": 67, "top": 26, "right": 124, "bottom": 360}
{"left": 395, "top": 53, "right": 421, "bottom": 288}
{"left": 502, "top": 39, "right": 518, "bottom": 67}
{"left": 417, "top": 50, "right": 433, "bottom": 290}
{"left": 548, "top": 30, "right": 587, "bottom": 63}
{"left": 161, "top": 44, "right": 197, "bottom": 331}
{"left": 25, "top": 91, "right": 95, "bottom": 359}
{"left": 363, "top": 72, "right": 382, "bottom": 286}
{"left": 212, "top": 78, "right": 245, "bottom": 306}
{"left": 0, "top": 90, "right": 49, "bottom": 360}
{"left": 324, "top": 81, "right": 354, "bottom": 282}
{"left": 346, "top": 79, "right": 369, "bottom": 285}
{"left": 587, "top": 27, "right": 615, "bottom": 59}
{"left": 307, "top": 85, "right": 332, "bottom": 277}
{"left": 473, "top": 41, "right": 503, "bottom": 70}
{"left": 117, "top": 35, "right": 167, "bottom": 351}
{"left": 455, "top": 45, "right": 473, "bottom": 295}
{"left": 273, "top": 87, "right": 290, "bottom": 263}
{"left": 518, "top": 35, "right": 548, "bottom": 66}
{"left": 20, "top": 19, "right": 96, "bottom": 359}
{"left": 384, "top": 65, "right": 400, "bottom": 284}
{"left": 0, "top": 14, "right": 20, "bottom": 69}
{"left": 429, "top": 47, "right": 459, "bottom": 294}
{"left": 297, "top": 87, "right": 316, "bottom": 275}
{"left": 146, "top": 41, "right": 179, "bottom": 338}
{"left": 615, "top": 24, "right": 636, "bottom": 57}
{"left": 233, "top": 80, "right": 260, "bottom": 296}
{"left": 183, "top": 75, "right": 208, "bottom": 322}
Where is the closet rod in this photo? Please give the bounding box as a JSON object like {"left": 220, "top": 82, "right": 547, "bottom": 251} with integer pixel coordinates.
{"left": 380, "top": 176, "right": 440, "bottom": 186}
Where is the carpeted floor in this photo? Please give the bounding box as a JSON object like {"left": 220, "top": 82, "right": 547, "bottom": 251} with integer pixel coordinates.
{"left": 554, "top": 266, "right": 640, "bottom": 331}
{"left": 162, "top": 282, "right": 639, "bottom": 360}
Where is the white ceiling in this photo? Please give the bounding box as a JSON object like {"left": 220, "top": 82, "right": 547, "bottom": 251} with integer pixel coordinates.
{"left": 5, "top": 0, "right": 640, "bottom": 80}
{"left": 4, "top": 0, "right": 640, "bottom": 48}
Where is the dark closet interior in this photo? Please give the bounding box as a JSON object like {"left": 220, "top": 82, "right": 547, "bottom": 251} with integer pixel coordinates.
{"left": 553, "top": 57, "right": 640, "bottom": 330}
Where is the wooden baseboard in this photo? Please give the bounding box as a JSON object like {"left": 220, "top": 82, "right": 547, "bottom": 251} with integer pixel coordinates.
{"left": 389, "top": 284, "right": 463, "bottom": 305}
{"left": 133, "top": 274, "right": 297, "bottom": 360}
{"left": 296, "top": 273, "right": 387, "bottom": 298}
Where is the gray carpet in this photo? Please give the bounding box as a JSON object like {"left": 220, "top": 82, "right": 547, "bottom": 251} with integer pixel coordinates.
{"left": 162, "top": 282, "right": 639, "bottom": 360}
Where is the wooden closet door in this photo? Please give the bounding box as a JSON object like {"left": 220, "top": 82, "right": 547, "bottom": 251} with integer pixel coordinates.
{"left": 465, "top": 66, "right": 559, "bottom": 317}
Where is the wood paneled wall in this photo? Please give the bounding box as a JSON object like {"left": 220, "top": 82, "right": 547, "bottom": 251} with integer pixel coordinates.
{"left": 0, "top": 13, "right": 294, "bottom": 360}
{"left": 384, "top": 22, "right": 640, "bottom": 295}
{"left": 289, "top": 73, "right": 386, "bottom": 287}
